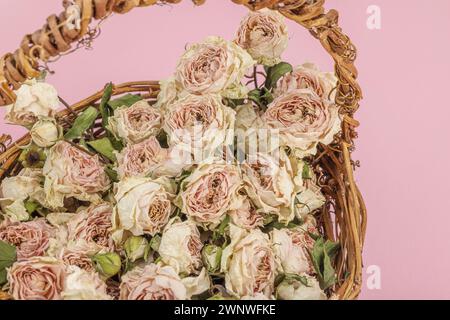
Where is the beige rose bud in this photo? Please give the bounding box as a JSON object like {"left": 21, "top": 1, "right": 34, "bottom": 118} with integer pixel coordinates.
{"left": 235, "top": 9, "right": 288, "bottom": 66}
{"left": 124, "top": 236, "right": 148, "bottom": 262}
{"left": 5, "top": 80, "right": 60, "bottom": 128}
{"left": 30, "top": 117, "right": 62, "bottom": 148}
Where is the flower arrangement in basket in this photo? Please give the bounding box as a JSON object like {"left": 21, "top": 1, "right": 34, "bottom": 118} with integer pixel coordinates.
{"left": 0, "top": 0, "right": 366, "bottom": 300}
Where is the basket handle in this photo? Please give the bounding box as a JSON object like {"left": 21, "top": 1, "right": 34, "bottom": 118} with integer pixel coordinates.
{"left": 0, "top": 0, "right": 361, "bottom": 113}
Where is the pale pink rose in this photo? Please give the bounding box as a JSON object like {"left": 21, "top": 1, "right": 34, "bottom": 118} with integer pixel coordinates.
{"left": 178, "top": 161, "right": 243, "bottom": 226}
{"left": 242, "top": 150, "right": 302, "bottom": 223}
{"left": 221, "top": 226, "right": 275, "bottom": 298}
{"left": 119, "top": 263, "right": 186, "bottom": 300}
{"left": 274, "top": 63, "right": 338, "bottom": 100}
{"left": 59, "top": 240, "right": 102, "bottom": 272}
{"left": 263, "top": 89, "right": 341, "bottom": 156}
{"left": 235, "top": 9, "right": 288, "bottom": 66}
{"left": 0, "top": 218, "right": 54, "bottom": 260}
{"left": 8, "top": 257, "right": 66, "bottom": 300}
{"left": 66, "top": 203, "right": 114, "bottom": 251}
{"left": 107, "top": 100, "right": 162, "bottom": 145}
{"left": 164, "top": 94, "right": 235, "bottom": 159}
{"left": 271, "top": 226, "right": 316, "bottom": 275}
{"left": 116, "top": 137, "right": 167, "bottom": 178}
{"left": 43, "top": 141, "right": 111, "bottom": 208}
{"left": 229, "top": 198, "right": 264, "bottom": 230}
{"left": 175, "top": 36, "right": 254, "bottom": 99}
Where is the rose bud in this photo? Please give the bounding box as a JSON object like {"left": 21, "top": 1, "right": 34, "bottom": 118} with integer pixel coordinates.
{"left": 276, "top": 275, "right": 326, "bottom": 300}
{"left": 124, "top": 236, "right": 148, "bottom": 262}
{"left": 92, "top": 252, "right": 121, "bottom": 278}
{"left": 201, "top": 244, "right": 222, "bottom": 273}
{"left": 30, "top": 117, "right": 62, "bottom": 148}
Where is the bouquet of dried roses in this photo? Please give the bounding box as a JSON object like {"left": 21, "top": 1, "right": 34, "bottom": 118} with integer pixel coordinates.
{"left": 0, "top": 5, "right": 362, "bottom": 300}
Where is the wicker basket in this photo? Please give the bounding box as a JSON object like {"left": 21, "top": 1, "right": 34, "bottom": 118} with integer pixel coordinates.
{"left": 0, "top": 0, "right": 366, "bottom": 300}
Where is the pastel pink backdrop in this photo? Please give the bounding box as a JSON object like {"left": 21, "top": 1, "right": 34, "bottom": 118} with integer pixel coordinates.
{"left": 1, "top": 0, "right": 449, "bottom": 299}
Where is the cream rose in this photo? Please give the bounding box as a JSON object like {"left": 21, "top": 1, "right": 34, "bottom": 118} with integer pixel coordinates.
{"left": 271, "top": 226, "right": 316, "bottom": 275}
{"left": 30, "top": 117, "right": 62, "bottom": 148}
{"left": 112, "top": 177, "right": 174, "bottom": 240}
{"left": 119, "top": 263, "right": 187, "bottom": 300}
{"left": 4, "top": 80, "right": 60, "bottom": 127}
{"left": 221, "top": 225, "right": 275, "bottom": 298}
{"left": 275, "top": 63, "right": 338, "bottom": 100}
{"left": 158, "top": 218, "right": 203, "bottom": 275}
{"left": 242, "top": 150, "right": 302, "bottom": 223}
{"left": 66, "top": 203, "right": 114, "bottom": 251}
{"left": 116, "top": 136, "right": 184, "bottom": 179}
{"left": 177, "top": 160, "right": 243, "bottom": 227}
{"left": 0, "top": 168, "right": 46, "bottom": 221}
{"left": 43, "top": 141, "right": 111, "bottom": 208}
{"left": 62, "top": 265, "right": 112, "bottom": 300}
{"left": 116, "top": 136, "right": 166, "bottom": 178}
{"left": 0, "top": 218, "right": 54, "bottom": 260}
{"left": 175, "top": 36, "right": 254, "bottom": 99}
{"left": 276, "top": 274, "right": 326, "bottom": 300}
{"left": 228, "top": 198, "right": 264, "bottom": 230}
{"left": 235, "top": 9, "right": 288, "bottom": 66}
{"left": 7, "top": 257, "right": 66, "bottom": 300}
{"left": 263, "top": 89, "right": 341, "bottom": 156}
{"left": 107, "top": 100, "right": 162, "bottom": 145}
{"left": 164, "top": 94, "right": 235, "bottom": 159}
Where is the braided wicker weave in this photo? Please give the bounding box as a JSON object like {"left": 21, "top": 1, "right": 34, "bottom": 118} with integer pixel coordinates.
{"left": 0, "top": 0, "right": 366, "bottom": 300}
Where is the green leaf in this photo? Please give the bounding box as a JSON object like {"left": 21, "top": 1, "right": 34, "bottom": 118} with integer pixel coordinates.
{"left": 0, "top": 240, "right": 16, "bottom": 270}
{"left": 302, "top": 163, "right": 311, "bottom": 180}
{"left": 143, "top": 242, "right": 152, "bottom": 262}
{"left": 99, "top": 83, "right": 114, "bottom": 128}
{"left": 104, "top": 167, "right": 118, "bottom": 183}
{"left": 108, "top": 94, "right": 142, "bottom": 110}
{"left": 87, "top": 137, "right": 116, "bottom": 162}
{"left": 223, "top": 98, "right": 246, "bottom": 109}
{"left": 24, "top": 199, "right": 39, "bottom": 214}
{"left": 149, "top": 235, "right": 161, "bottom": 252}
{"left": 310, "top": 237, "right": 340, "bottom": 290}
{"left": 248, "top": 89, "right": 262, "bottom": 106}
{"left": 265, "top": 62, "right": 293, "bottom": 89}
{"left": 0, "top": 268, "right": 7, "bottom": 285}
{"left": 64, "top": 106, "right": 99, "bottom": 140}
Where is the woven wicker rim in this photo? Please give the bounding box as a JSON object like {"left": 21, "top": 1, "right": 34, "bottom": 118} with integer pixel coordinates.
{"left": 0, "top": 0, "right": 366, "bottom": 300}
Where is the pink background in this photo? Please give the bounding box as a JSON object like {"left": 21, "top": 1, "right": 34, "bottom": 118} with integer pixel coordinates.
{"left": 1, "top": 0, "right": 449, "bottom": 299}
